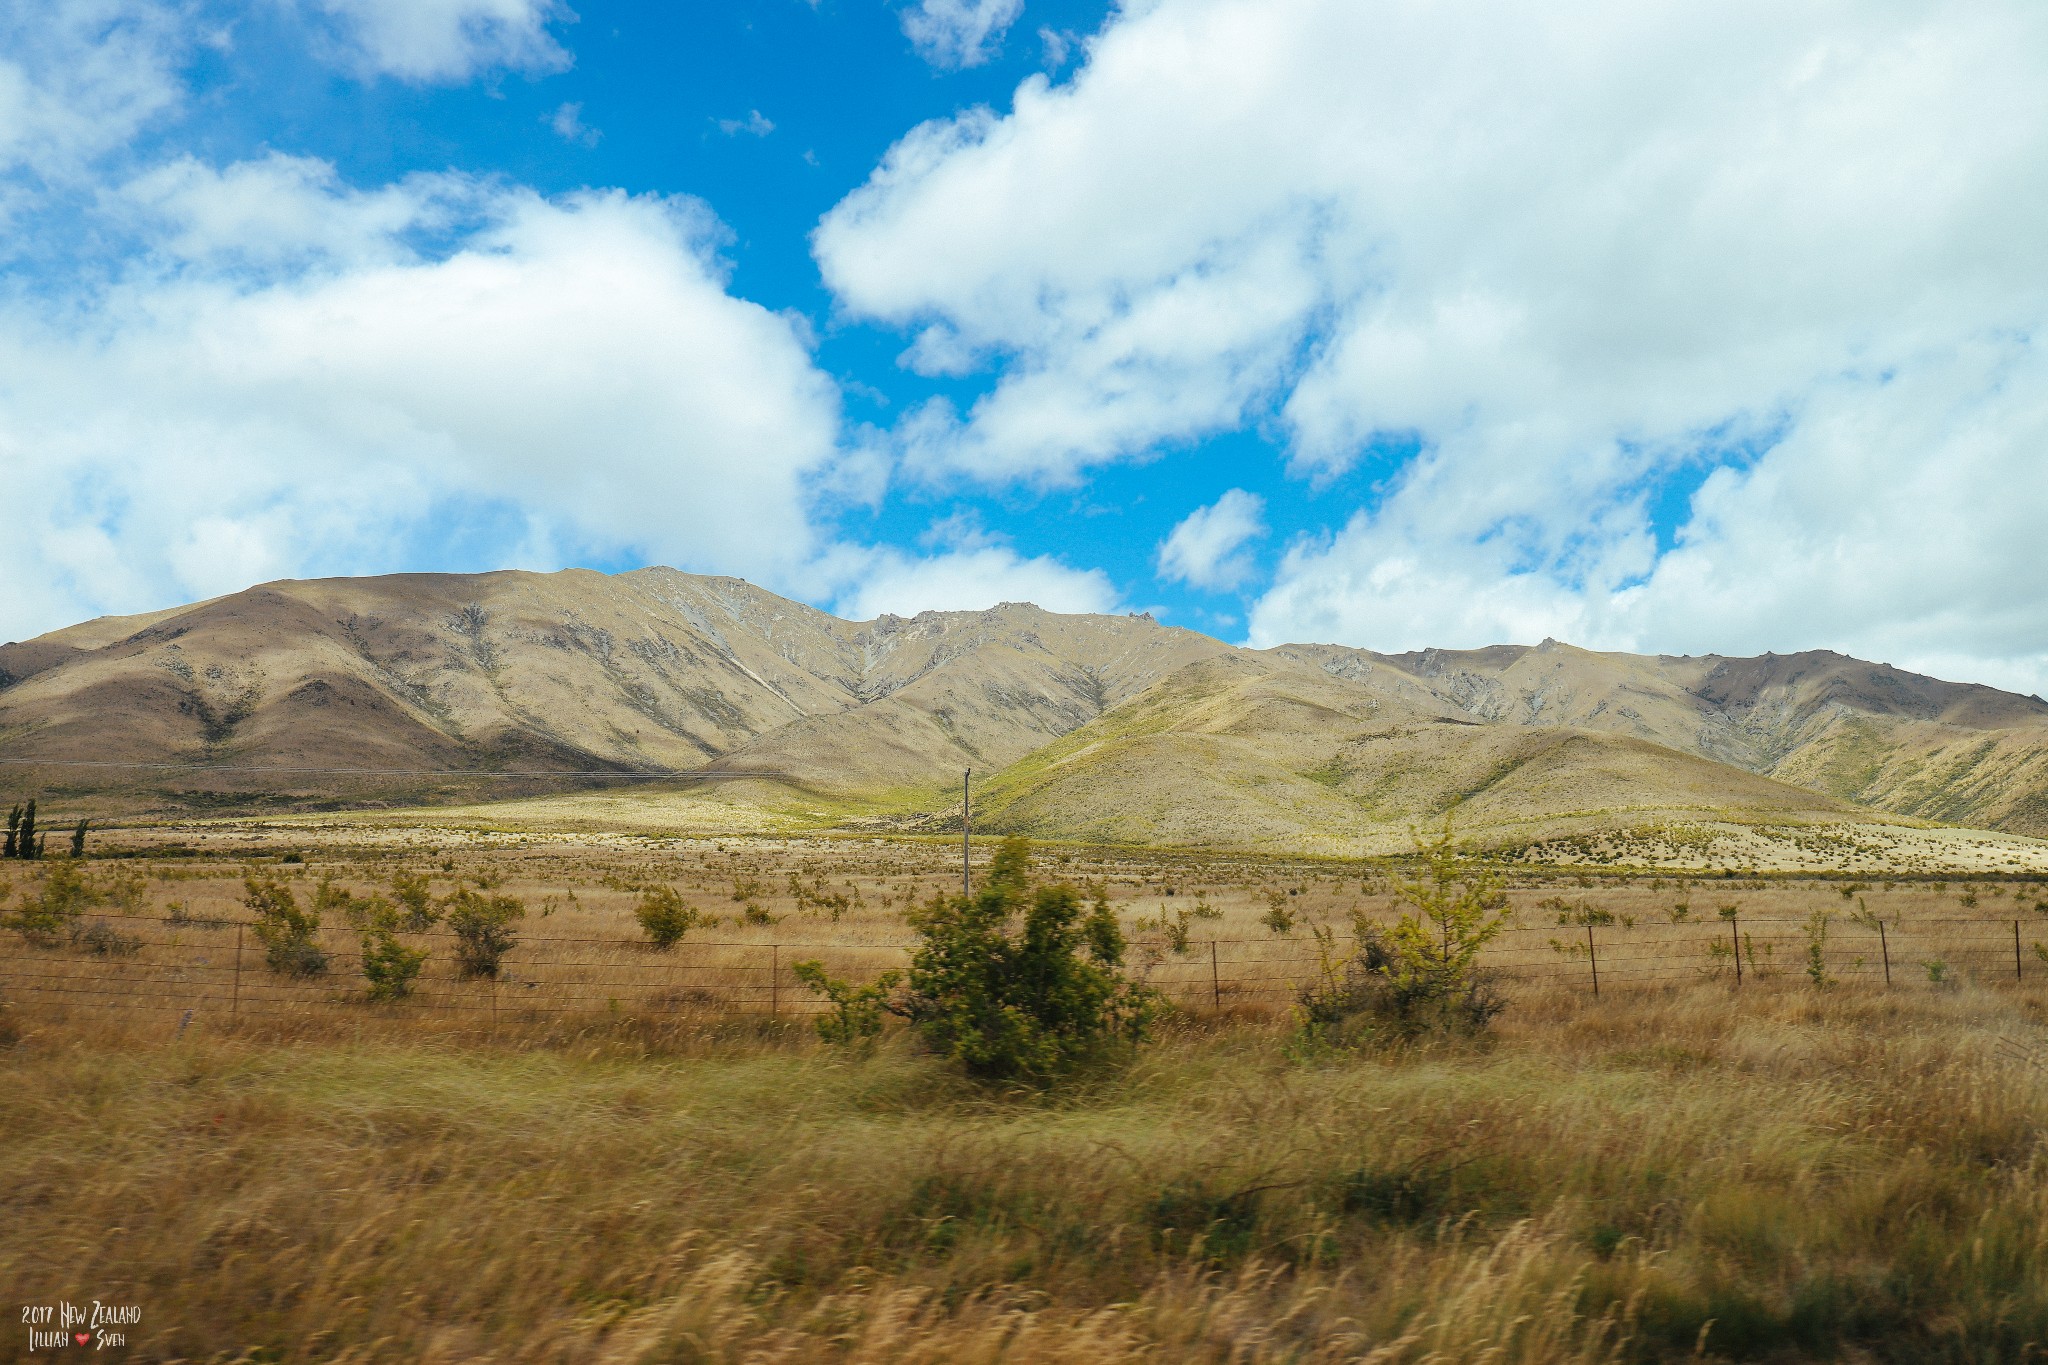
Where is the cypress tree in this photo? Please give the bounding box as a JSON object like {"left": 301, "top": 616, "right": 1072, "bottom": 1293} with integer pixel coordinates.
{"left": 3, "top": 804, "right": 17, "bottom": 859}
{"left": 70, "top": 819, "right": 88, "bottom": 858}
{"left": 19, "top": 799, "right": 37, "bottom": 860}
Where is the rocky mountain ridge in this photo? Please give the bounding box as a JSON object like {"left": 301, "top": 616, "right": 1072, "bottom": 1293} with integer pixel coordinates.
{"left": 3, "top": 567, "right": 2045, "bottom": 842}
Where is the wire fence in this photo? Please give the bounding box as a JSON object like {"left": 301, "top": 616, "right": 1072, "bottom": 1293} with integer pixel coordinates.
{"left": 5, "top": 910, "right": 2047, "bottom": 1026}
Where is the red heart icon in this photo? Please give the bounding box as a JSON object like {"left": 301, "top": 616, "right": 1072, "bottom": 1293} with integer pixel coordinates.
{"left": 75, "top": 1332, "right": 91, "bottom": 1345}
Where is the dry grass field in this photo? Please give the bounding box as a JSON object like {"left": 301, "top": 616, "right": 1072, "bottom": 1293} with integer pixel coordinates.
{"left": 6, "top": 825, "right": 2048, "bottom": 1361}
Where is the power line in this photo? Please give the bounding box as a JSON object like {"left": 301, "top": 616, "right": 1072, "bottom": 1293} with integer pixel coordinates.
{"left": 0, "top": 757, "right": 788, "bottom": 781}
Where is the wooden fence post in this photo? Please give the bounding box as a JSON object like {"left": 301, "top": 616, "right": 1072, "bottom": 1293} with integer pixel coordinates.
{"left": 771, "top": 944, "right": 779, "bottom": 1018}
{"left": 1878, "top": 920, "right": 1891, "bottom": 986}
{"left": 232, "top": 924, "right": 243, "bottom": 1017}
{"left": 1586, "top": 922, "right": 1599, "bottom": 999}
{"left": 1210, "top": 940, "right": 1221, "bottom": 1012}
{"left": 1731, "top": 914, "right": 1742, "bottom": 987}
{"left": 2018, "top": 921, "right": 2025, "bottom": 981}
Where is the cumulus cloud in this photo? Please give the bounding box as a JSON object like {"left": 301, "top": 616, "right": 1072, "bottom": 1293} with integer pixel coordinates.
{"left": 900, "top": 0, "right": 1024, "bottom": 71}
{"left": 837, "top": 543, "right": 1120, "bottom": 619}
{"left": 304, "top": 0, "right": 571, "bottom": 82}
{"left": 1157, "top": 489, "right": 1265, "bottom": 592}
{"left": 0, "top": 0, "right": 187, "bottom": 196}
{"left": 0, "top": 160, "right": 846, "bottom": 641}
{"left": 818, "top": 0, "right": 2048, "bottom": 689}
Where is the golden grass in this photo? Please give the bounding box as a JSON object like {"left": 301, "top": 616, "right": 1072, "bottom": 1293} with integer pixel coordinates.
{"left": 5, "top": 832, "right": 2045, "bottom": 1023}
{"left": 5, "top": 970, "right": 2048, "bottom": 1361}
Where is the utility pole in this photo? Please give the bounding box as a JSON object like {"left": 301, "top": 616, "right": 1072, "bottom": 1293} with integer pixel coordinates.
{"left": 962, "top": 768, "right": 972, "bottom": 899}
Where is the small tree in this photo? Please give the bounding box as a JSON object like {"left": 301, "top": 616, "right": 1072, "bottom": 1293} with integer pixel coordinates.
{"left": 69, "top": 819, "right": 88, "bottom": 859}
{"left": 245, "top": 871, "right": 329, "bottom": 977}
{"left": 358, "top": 899, "right": 428, "bottom": 1001}
{"left": 798, "top": 837, "right": 1153, "bottom": 1081}
{"left": 1803, "top": 909, "right": 1834, "bottom": 988}
{"left": 635, "top": 884, "right": 707, "bottom": 949}
{"left": 791, "top": 962, "right": 901, "bottom": 1045}
{"left": 2, "top": 860, "right": 101, "bottom": 945}
{"left": 5, "top": 799, "right": 42, "bottom": 859}
{"left": 391, "top": 869, "right": 439, "bottom": 930}
{"left": 1298, "top": 815, "right": 1511, "bottom": 1042}
{"left": 443, "top": 887, "right": 523, "bottom": 979}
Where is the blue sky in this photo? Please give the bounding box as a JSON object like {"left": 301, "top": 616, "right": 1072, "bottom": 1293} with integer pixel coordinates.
{"left": 5, "top": 1, "right": 2048, "bottom": 697}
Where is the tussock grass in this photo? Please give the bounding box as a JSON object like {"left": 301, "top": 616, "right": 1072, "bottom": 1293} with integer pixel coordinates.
{"left": 5, "top": 975, "right": 2048, "bottom": 1361}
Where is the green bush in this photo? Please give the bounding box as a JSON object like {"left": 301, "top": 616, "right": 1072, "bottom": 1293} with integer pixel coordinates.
{"left": 801, "top": 837, "right": 1152, "bottom": 1081}
{"left": 3, "top": 861, "right": 102, "bottom": 945}
{"left": 357, "top": 900, "right": 428, "bottom": 1001}
{"left": 443, "top": 887, "right": 523, "bottom": 979}
{"left": 245, "top": 872, "right": 329, "bottom": 978}
{"left": 790, "top": 961, "right": 900, "bottom": 1045}
{"left": 391, "top": 870, "right": 439, "bottom": 930}
{"left": 635, "top": 885, "right": 707, "bottom": 949}
{"left": 1298, "top": 816, "right": 1510, "bottom": 1043}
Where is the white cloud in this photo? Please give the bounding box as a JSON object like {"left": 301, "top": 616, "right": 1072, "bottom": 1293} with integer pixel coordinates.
{"left": 900, "top": 0, "right": 1024, "bottom": 71}
{"left": 838, "top": 544, "right": 1120, "bottom": 619}
{"left": 548, "top": 101, "right": 598, "bottom": 146}
{"left": 0, "top": 1, "right": 186, "bottom": 196}
{"left": 0, "top": 160, "right": 848, "bottom": 642}
{"left": 119, "top": 153, "right": 467, "bottom": 268}
{"left": 1157, "top": 489, "right": 1264, "bottom": 592}
{"left": 714, "top": 110, "right": 774, "bottom": 138}
{"left": 305, "top": 0, "right": 571, "bottom": 82}
{"left": 1249, "top": 338, "right": 2048, "bottom": 695}
{"left": 819, "top": 0, "right": 2048, "bottom": 690}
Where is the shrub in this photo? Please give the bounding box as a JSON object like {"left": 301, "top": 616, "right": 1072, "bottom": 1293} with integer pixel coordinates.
{"left": 791, "top": 961, "right": 900, "bottom": 1045}
{"left": 1804, "top": 909, "right": 1834, "bottom": 987}
{"left": 635, "top": 885, "right": 707, "bottom": 949}
{"left": 72, "top": 918, "right": 141, "bottom": 957}
{"left": 390, "top": 869, "right": 439, "bottom": 930}
{"left": 3, "top": 861, "right": 105, "bottom": 945}
{"left": 1259, "top": 888, "right": 1296, "bottom": 935}
{"left": 357, "top": 900, "right": 427, "bottom": 1001}
{"left": 245, "top": 872, "right": 329, "bottom": 977}
{"left": 314, "top": 876, "right": 375, "bottom": 930}
{"left": 443, "top": 887, "right": 523, "bottom": 979}
{"left": 801, "top": 837, "right": 1153, "bottom": 1081}
{"left": 1297, "top": 816, "right": 1510, "bottom": 1044}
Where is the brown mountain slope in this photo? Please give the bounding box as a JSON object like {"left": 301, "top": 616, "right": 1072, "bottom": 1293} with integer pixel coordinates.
{"left": 1277, "top": 640, "right": 2048, "bottom": 836}
{"left": 970, "top": 654, "right": 1860, "bottom": 855}
{"left": 4, "top": 568, "right": 2048, "bottom": 849}
{"left": 0, "top": 568, "right": 1224, "bottom": 809}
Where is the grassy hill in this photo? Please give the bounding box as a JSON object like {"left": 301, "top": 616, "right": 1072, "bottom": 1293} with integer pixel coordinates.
{"left": 4, "top": 568, "right": 2047, "bottom": 857}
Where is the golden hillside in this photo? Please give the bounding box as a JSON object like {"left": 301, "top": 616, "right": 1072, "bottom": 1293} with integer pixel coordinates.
{"left": 3, "top": 569, "right": 2047, "bottom": 857}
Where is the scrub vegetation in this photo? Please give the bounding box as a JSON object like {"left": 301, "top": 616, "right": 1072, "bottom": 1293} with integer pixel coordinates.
{"left": 4, "top": 823, "right": 2048, "bottom": 1360}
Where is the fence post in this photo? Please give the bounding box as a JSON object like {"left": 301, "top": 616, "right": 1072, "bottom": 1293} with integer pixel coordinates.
{"left": 1878, "top": 920, "right": 1891, "bottom": 986}
{"left": 232, "top": 924, "right": 243, "bottom": 1017}
{"left": 1731, "top": 914, "right": 1742, "bottom": 987}
{"left": 1210, "top": 940, "right": 1221, "bottom": 1012}
{"left": 1586, "top": 922, "right": 1599, "bottom": 999}
{"left": 771, "top": 944, "right": 780, "bottom": 1019}
{"left": 2018, "top": 921, "right": 2025, "bottom": 981}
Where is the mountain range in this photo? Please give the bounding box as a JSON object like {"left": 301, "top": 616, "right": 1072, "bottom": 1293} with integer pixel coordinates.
{"left": 3, "top": 566, "right": 2046, "bottom": 858}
